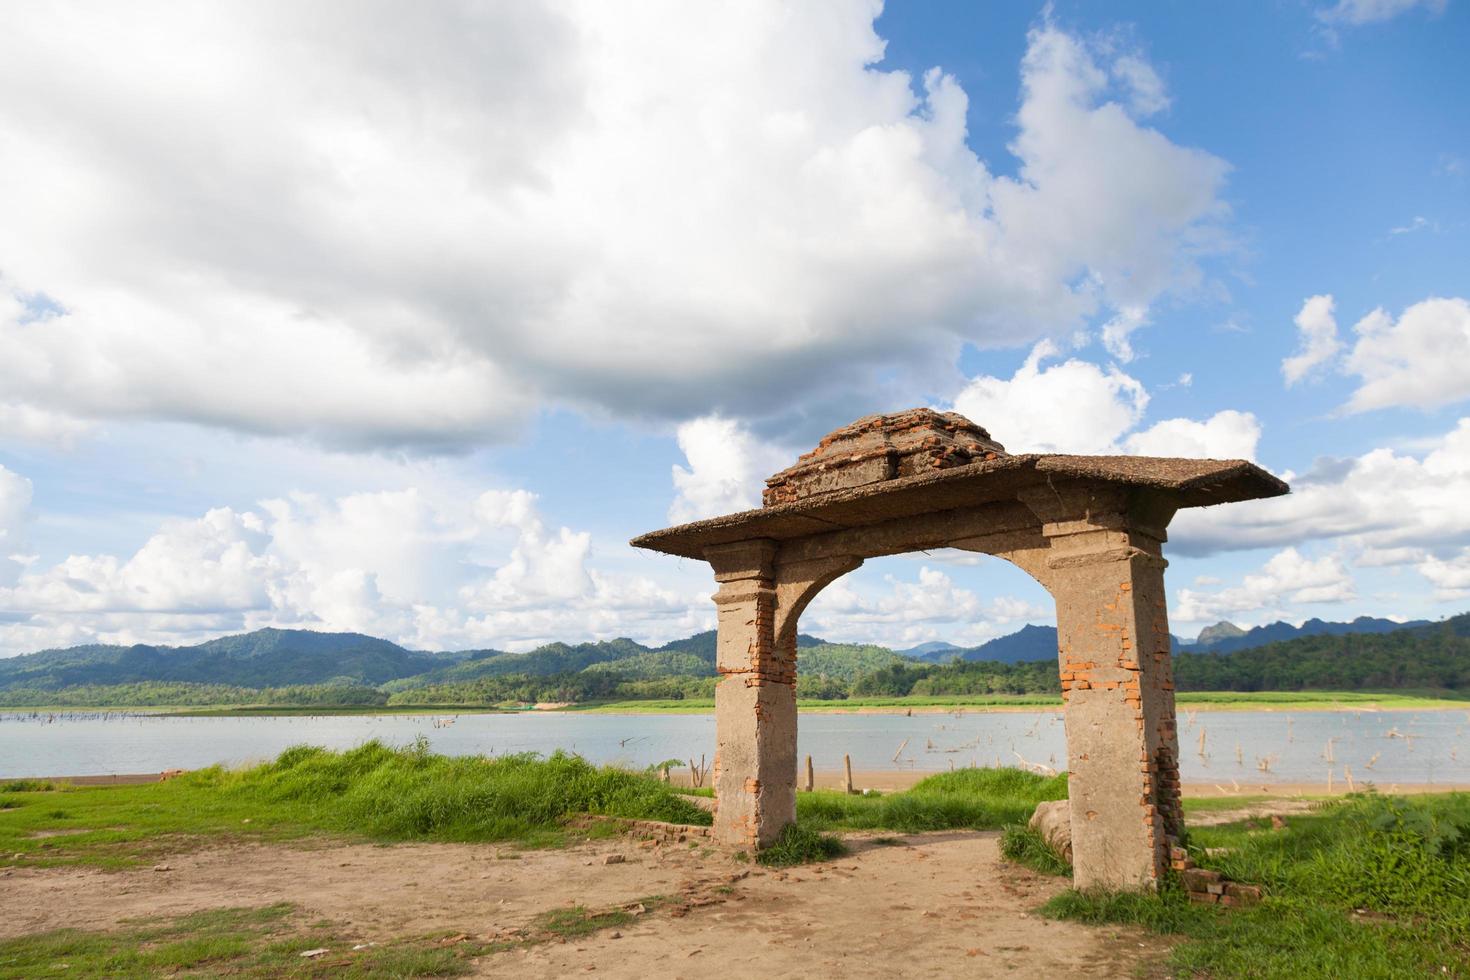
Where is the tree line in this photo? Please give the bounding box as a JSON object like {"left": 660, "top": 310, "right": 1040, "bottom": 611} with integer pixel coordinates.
{"left": 3, "top": 616, "right": 1465, "bottom": 707}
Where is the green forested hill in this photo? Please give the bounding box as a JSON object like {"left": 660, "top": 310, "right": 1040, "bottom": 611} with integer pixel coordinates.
{"left": 0, "top": 629, "right": 442, "bottom": 691}
{"left": 1, "top": 614, "right": 1465, "bottom": 707}
{"left": 1172, "top": 615, "right": 1470, "bottom": 691}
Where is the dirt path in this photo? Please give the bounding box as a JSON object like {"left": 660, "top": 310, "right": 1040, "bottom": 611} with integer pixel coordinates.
{"left": 0, "top": 831, "right": 1167, "bottom": 977}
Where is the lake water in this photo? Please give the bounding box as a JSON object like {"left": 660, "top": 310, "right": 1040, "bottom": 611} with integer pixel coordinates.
{"left": 2, "top": 708, "right": 1467, "bottom": 787}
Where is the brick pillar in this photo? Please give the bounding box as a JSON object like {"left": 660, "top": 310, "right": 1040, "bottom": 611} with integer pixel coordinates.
{"left": 1029, "top": 489, "right": 1183, "bottom": 891}
{"left": 705, "top": 539, "right": 796, "bottom": 849}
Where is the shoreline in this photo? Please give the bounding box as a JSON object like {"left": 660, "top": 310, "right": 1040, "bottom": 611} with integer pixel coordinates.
{"left": 22, "top": 769, "right": 1470, "bottom": 798}
{"left": 3, "top": 691, "right": 1466, "bottom": 718}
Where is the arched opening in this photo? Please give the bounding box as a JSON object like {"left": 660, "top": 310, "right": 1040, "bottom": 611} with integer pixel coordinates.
{"left": 790, "top": 551, "right": 1057, "bottom": 701}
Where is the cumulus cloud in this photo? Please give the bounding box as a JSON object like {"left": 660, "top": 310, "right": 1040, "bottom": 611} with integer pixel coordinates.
{"left": 954, "top": 342, "right": 1149, "bottom": 452}
{"left": 953, "top": 342, "right": 1258, "bottom": 458}
{"left": 0, "top": 5, "right": 1231, "bottom": 448}
{"left": 1172, "top": 416, "right": 1470, "bottom": 557}
{"left": 1122, "top": 410, "right": 1261, "bottom": 460}
{"left": 1174, "top": 547, "right": 1356, "bottom": 627}
{"left": 0, "top": 465, "right": 33, "bottom": 586}
{"left": 0, "top": 404, "right": 92, "bottom": 449}
{"left": 0, "top": 486, "right": 708, "bottom": 656}
{"left": 1418, "top": 550, "right": 1470, "bottom": 600}
{"left": 1343, "top": 297, "right": 1470, "bottom": 413}
{"left": 803, "top": 565, "right": 1050, "bottom": 648}
{"left": 1282, "top": 294, "right": 1341, "bottom": 386}
{"left": 669, "top": 416, "right": 791, "bottom": 523}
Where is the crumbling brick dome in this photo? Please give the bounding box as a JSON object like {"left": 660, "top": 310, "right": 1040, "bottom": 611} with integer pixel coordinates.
{"left": 762, "top": 408, "right": 1007, "bottom": 507}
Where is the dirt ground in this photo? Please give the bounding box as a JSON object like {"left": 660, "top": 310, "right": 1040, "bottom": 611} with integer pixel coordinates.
{"left": 0, "top": 830, "right": 1170, "bottom": 978}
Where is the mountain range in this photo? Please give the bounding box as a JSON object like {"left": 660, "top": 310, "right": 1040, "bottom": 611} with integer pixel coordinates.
{"left": 0, "top": 615, "right": 1440, "bottom": 696}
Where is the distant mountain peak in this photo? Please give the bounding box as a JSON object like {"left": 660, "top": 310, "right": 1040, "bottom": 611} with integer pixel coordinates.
{"left": 898, "top": 640, "right": 959, "bottom": 657}
{"left": 1196, "top": 621, "right": 1246, "bottom": 644}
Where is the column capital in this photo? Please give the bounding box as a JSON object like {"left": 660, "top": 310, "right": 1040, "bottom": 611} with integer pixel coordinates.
{"left": 1017, "top": 484, "right": 1177, "bottom": 550}
{"left": 704, "top": 539, "right": 777, "bottom": 581}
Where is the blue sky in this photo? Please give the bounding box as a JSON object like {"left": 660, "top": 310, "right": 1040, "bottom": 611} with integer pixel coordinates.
{"left": 0, "top": 0, "right": 1467, "bottom": 655}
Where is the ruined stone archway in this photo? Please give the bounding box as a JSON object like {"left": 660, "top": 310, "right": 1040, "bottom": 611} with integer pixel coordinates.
{"left": 632, "top": 410, "right": 1287, "bottom": 890}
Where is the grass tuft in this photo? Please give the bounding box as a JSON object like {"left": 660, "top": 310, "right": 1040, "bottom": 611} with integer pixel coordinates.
{"left": 0, "top": 780, "right": 53, "bottom": 793}
{"left": 796, "top": 767, "right": 1067, "bottom": 834}
{"left": 757, "top": 824, "right": 848, "bottom": 867}
{"left": 1000, "top": 824, "right": 1071, "bottom": 877}
{"left": 530, "top": 906, "right": 634, "bottom": 940}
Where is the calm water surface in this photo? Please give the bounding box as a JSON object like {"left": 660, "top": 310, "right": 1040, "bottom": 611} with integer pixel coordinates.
{"left": 2, "top": 708, "right": 1467, "bottom": 786}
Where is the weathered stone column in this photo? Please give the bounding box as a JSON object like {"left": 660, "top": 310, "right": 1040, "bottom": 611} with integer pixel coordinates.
{"left": 705, "top": 539, "right": 795, "bottom": 849}
{"left": 1026, "top": 488, "right": 1183, "bottom": 891}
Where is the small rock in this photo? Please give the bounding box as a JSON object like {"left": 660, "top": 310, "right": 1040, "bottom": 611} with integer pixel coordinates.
{"left": 609, "top": 931, "right": 622, "bottom": 939}
{"left": 241, "top": 818, "right": 251, "bottom": 824}
{"left": 152, "top": 864, "right": 171, "bottom": 872}
{"left": 299, "top": 948, "right": 330, "bottom": 959}
{"left": 603, "top": 854, "right": 626, "bottom": 865}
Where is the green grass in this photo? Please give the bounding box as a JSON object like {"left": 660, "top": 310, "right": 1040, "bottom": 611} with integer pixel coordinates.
{"left": 0, "top": 739, "right": 710, "bottom": 869}
{"left": 756, "top": 824, "right": 848, "bottom": 867}
{"left": 529, "top": 905, "right": 636, "bottom": 940}
{"left": 1174, "top": 689, "right": 1470, "bottom": 710}
{"left": 0, "top": 903, "right": 491, "bottom": 978}
{"left": 1179, "top": 793, "right": 1281, "bottom": 814}
{"left": 1000, "top": 824, "right": 1072, "bottom": 876}
{"left": 795, "top": 767, "right": 1068, "bottom": 833}
{"left": 1043, "top": 791, "right": 1470, "bottom": 978}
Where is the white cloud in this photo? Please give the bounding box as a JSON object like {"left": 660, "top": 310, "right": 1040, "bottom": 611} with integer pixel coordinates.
{"left": 989, "top": 26, "right": 1230, "bottom": 360}
{"left": 1388, "top": 215, "right": 1436, "bottom": 236}
{"left": 669, "top": 416, "right": 790, "bottom": 523}
{"left": 1111, "top": 56, "right": 1171, "bottom": 117}
{"left": 953, "top": 341, "right": 1148, "bottom": 453}
{"left": 0, "top": 486, "right": 708, "bottom": 656}
{"left": 0, "top": 7, "right": 1231, "bottom": 448}
{"left": 0, "top": 465, "right": 33, "bottom": 586}
{"left": 803, "top": 565, "right": 1049, "bottom": 648}
{"left": 1282, "top": 294, "right": 1341, "bottom": 386}
{"left": 1277, "top": 293, "right": 1470, "bottom": 411}
{"left": 1123, "top": 410, "right": 1261, "bottom": 460}
{"left": 1418, "top": 550, "right": 1470, "bottom": 600}
{"left": 953, "top": 342, "right": 1257, "bottom": 459}
{"left": 1174, "top": 547, "right": 1356, "bottom": 627}
{"left": 1343, "top": 297, "right": 1470, "bottom": 413}
{"left": 0, "top": 404, "right": 92, "bottom": 449}
{"left": 1172, "top": 416, "right": 1470, "bottom": 557}
{"left": 1318, "top": 0, "right": 1446, "bottom": 25}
